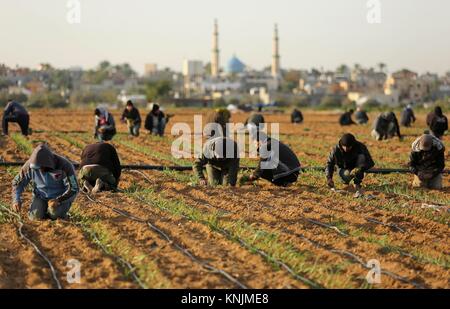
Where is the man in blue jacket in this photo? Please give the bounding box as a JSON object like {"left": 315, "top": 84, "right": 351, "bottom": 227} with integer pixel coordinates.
{"left": 2, "top": 100, "right": 30, "bottom": 136}
{"left": 12, "top": 144, "right": 79, "bottom": 220}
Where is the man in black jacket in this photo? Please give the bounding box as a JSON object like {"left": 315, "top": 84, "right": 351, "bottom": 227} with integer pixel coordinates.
{"left": 245, "top": 132, "right": 301, "bottom": 187}
{"left": 326, "top": 133, "right": 375, "bottom": 197}
{"left": 339, "top": 110, "right": 355, "bottom": 126}
{"left": 145, "top": 104, "right": 168, "bottom": 136}
{"left": 121, "top": 100, "right": 141, "bottom": 137}
{"left": 409, "top": 134, "right": 445, "bottom": 190}
{"left": 291, "top": 109, "right": 304, "bottom": 124}
{"left": 78, "top": 142, "right": 121, "bottom": 194}
{"left": 354, "top": 107, "right": 369, "bottom": 125}
{"left": 193, "top": 137, "right": 240, "bottom": 186}
{"left": 400, "top": 105, "right": 416, "bottom": 127}
{"left": 426, "top": 106, "right": 448, "bottom": 139}
{"left": 2, "top": 100, "right": 30, "bottom": 136}
{"left": 371, "top": 112, "right": 402, "bottom": 141}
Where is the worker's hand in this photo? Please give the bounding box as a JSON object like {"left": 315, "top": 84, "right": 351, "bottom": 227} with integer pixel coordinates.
{"left": 248, "top": 175, "right": 258, "bottom": 182}
{"left": 12, "top": 202, "right": 21, "bottom": 213}
{"left": 327, "top": 178, "right": 335, "bottom": 189}
{"left": 198, "top": 179, "right": 207, "bottom": 186}
{"left": 48, "top": 199, "right": 59, "bottom": 211}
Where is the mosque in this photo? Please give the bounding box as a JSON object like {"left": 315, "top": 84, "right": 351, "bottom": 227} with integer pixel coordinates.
{"left": 183, "top": 20, "right": 283, "bottom": 103}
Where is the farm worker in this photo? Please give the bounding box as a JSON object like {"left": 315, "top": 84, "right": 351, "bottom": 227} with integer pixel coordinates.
{"left": 2, "top": 100, "right": 30, "bottom": 136}
{"left": 354, "top": 107, "right": 369, "bottom": 125}
{"left": 245, "top": 113, "right": 265, "bottom": 131}
{"left": 12, "top": 144, "right": 79, "bottom": 220}
{"left": 426, "top": 106, "right": 448, "bottom": 139}
{"left": 291, "top": 108, "right": 304, "bottom": 124}
{"left": 409, "top": 134, "right": 445, "bottom": 190}
{"left": 78, "top": 142, "right": 121, "bottom": 194}
{"left": 326, "top": 133, "right": 375, "bottom": 197}
{"left": 215, "top": 108, "right": 231, "bottom": 123}
{"left": 94, "top": 107, "right": 116, "bottom": 142}
{"left": 193, "top": 137, "right": 240, "bottom": 186}
{"left": 121, "top": 100, "right": 141, "bottom": 137}
{"left": 371, "top": 112, "right": 402, "bottom": 141}
{"left": 245, "top": 132, "right": 301, "bottom": 187}
{"left": 145, "top": 103, "right": 167, "bottom": 136}
{"left": 400, "top": 104, "right": 416, "bottom": 127}
{"left": 339, "top": 109, "right": 356, "bottom": 126}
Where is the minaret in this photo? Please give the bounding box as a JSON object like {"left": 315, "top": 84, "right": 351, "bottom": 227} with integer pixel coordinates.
{"left": 271, "top": 24, "right": 280, "bottom": 78}
{"left": 211, "top": 19, "right": 220, "bottom": 78}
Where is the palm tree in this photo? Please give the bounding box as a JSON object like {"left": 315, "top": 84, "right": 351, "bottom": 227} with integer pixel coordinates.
{"left": 377, "top": 62, "right": 387, "bottom": 73}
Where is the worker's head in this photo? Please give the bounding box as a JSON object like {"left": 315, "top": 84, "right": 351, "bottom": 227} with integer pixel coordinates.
{"left": 339, "top": 133, "right": 356, "bottom": 153}
{"left": 349, "top": 109, "right": 354, "bottom": 114}
{"left": 152, "top": 103, "right": 160, "bottom": 113}
{"left": 434, "top": 106, "right": 443, "bottom": 116}
{"left": 94, "top": 108, "right": 101, "bottom": 116}
{"left": 126, "top": 100, "right": 134, "bottom": 111}
{"left": 418, "top": 134, "right": 434, "bottom": 152}
{"left": 30, "top": 144, "right": 56, "bottom": 172}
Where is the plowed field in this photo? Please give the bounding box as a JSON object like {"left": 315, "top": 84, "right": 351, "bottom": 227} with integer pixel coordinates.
{"left": 0, "top": 109, "right": 448, "bottom": 289}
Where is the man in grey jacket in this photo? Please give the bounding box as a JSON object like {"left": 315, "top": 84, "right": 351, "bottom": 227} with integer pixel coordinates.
{"left": 12, "top": 144, "right": 79, "bottom": 220}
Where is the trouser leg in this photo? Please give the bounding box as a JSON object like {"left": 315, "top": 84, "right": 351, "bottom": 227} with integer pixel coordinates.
{"left": 28, "top": 196, "right": 48, "bottom": 220}
{"left": 47, "top": 195, "right": 76, "bottom": 220}
{"left": 222, "top": 160, "right": 239, "bottom": 186}
{"left": 206, "top": 164, "right": 222, "bottom": 186}
{"left": 79, "top": 165, "right": 116, "bottom": 189}
{"left": 19, "top": 114, "right": 29, "bottom": 136}
{"left": 272, "top": 172, "right": 299, "bottom": 187}
{"left": 338, "top": 169, "right": 353, "bottom": 184}
{"left": 2, "top": 115, "right": 19, "bottom": 135}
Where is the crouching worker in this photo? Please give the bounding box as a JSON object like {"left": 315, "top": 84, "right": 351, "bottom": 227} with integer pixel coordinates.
{"left": 94, "top": 107, "right": 116, "bottom": 141}
{"left": 409, "top": 134, "right": 445, "bottom": 190}
{"left": 12, "top": 144, "right": 79, "bottom": 220}
{"left": 371, "top": 112, "right": 402, "bottom": 141}
{"left": 2, "top": 100, "right": 30, "bottom": 136}
{"left": 326, "top": 133, "right": 375, "bottom": 197}
{"left": 194, "top": 137, "right": 240, "bottom": 186}
{"left": 245, "top": 132, "right": 301, "bottom": 187}
{"left": 121, "top": 100, "right": 141, "bottom": 137}
{"left": 79, "top": 142, "right": 121, "bottom": 194}
{"left": 291, "top": 109, "right": 304, "bottom": 124}
{"left": 145, "top": 104, "right": 168, "bottom": 136}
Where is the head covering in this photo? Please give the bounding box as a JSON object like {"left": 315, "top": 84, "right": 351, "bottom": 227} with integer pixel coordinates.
{"left": 412, "top": 134, "right": 444, "bottom": 152}
{"left": 152, "top": 103, "right": 160, "bottom": 113}
{"left": 434, "top": 106, "right": 443, "bottom": 116}
{"left": 339, "top": 133, "right": 356, "bottom": 147}
{"left": 29, "top": 144, "right": 55, "bottom": 170}
{"left": 126, "top": 100, "right": 134, "bottom": 107}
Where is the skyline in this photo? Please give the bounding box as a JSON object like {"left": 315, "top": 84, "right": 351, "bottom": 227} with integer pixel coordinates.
{"left": 1, "top": 0, "right": 450, "bottom": 75}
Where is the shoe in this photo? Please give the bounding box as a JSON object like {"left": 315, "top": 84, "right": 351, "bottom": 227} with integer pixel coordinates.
{"left": 82, "top": 182, "right": 93, "bottom": 194}
{"left": 353, "top": 184, "right": 363, "bottom": 198}
{"left": 92, "top": 178, "right": 105, "bottom": 195}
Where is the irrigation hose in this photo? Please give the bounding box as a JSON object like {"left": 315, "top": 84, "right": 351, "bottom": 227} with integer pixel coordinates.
{"left": 1, "top": 161, "right": 449, "bottom": 174}
{"left": 0, "top": 204, "right": 63, "bottom": 289}
{"left": 81, "top": 192, "right": 248, "bottom": 289}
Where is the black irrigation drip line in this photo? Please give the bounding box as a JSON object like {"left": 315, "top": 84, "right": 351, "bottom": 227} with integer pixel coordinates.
{"left": 128, "top": 173, "right": 323, "bottom": 289}
{"left": 2, "top": 161, "right": 449, "bottom": 174}
{"left": 71, "top": 218, "right": 147, "bottom": 289}
{"left": 125, "top": 171, "right": 430, "bottom": 288}
{"left": 81, "top": 192, "right": 248, "bottom": 289}
{"left": 283, "top": 228, "right": 427, "bottom": 289}
{"left": 0, "top": 204, "right": 62, "bottom": 289}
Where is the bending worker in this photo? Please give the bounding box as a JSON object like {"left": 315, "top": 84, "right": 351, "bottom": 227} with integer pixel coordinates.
{"left": 12, "top": 144, "right": 79, "bottom": 220}
{"left": 326, "top": 133, "right": 375, "bottom": 198}
{"left": 121, "top": 100, "right": 141, "bottom": 137}
{"left": 94, "top": 107, "right": 117, "bottom": 141}
{"left": 409, "top": 134, "right": 445, "bottom": 190}
{"left": 371, "top": 112, "right": 402, "bottom": 141}
{"left": 2, "top": 100, "right": 30, "bottom": 136}
{"left": 193, "top": 136, "right": 240, "bottom": 187}
{"left": 79, "top": 142, "right": 122, "bottom": 194}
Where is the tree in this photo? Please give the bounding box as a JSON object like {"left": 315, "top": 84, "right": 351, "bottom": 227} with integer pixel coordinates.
{"left": 336, "top": 64, "right": 349, "bottom": 74}
{"left": 145, "top": 80, "right": 172, "bottom": 101}
{"left": 377, "top": 62, "right": 387, "bottom": 73}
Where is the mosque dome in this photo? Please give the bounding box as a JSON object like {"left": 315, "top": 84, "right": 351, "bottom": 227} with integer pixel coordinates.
{"left": 226, "top": 55, "right": 245, "bottom": 74}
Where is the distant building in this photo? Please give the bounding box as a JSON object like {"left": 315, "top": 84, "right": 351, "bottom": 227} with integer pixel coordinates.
{"left": 144, "top": 63, "right": 158, "bottom": 76}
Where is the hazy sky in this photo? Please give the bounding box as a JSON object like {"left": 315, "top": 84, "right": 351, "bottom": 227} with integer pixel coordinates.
{"left": 1, "top": 0, "right": 449, "bottom": 74}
